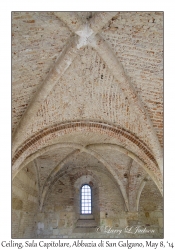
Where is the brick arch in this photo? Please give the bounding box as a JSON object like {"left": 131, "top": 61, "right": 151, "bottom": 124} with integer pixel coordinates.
{"left": 12, "top": 121, "right": 162, "bottom": 193}
{"left": 71, "top": 169, "right": 101, "bottom": 188}
{"left": 13, "top": 120, "right": 157, "bottom": 166}
{"left": 12, "top": 11, "right": 162, "bottom": 175}
{"left": 54, "top": 11, "right": 162, "bottom": 171}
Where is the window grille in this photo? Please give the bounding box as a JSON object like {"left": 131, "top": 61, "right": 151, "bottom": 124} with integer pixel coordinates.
{"left": 81, "top": 184, "right": 92, "bottom": 214}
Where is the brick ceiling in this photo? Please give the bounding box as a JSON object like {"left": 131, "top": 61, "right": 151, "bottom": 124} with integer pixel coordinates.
{"left": 12, "top": 12, "right": 163, "bottom": 212}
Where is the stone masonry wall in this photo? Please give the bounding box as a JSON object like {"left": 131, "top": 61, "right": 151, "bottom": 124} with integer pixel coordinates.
{"left": 138, "top": 179, "right": 163, "bottom": 231}
{"left": 33, "top": 166, "right": 163, "bottom": 239}
{"left": 35, "top": 167, "right": 125, "bottom": 238}
{"left": 12, "top": 164, "right": 163, "bottom": 239}
{"left": 12, "top": 162, "right": 39, "bottom": 238}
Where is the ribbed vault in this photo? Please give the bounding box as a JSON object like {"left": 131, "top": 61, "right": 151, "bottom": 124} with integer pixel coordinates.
{"left": 12, "top": 11, "right": 163, "bottom": 239}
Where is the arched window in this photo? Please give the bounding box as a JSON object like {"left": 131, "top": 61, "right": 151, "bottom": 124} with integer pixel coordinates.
{"left": 81, "top": 184, "right": 92, "bottom": 214}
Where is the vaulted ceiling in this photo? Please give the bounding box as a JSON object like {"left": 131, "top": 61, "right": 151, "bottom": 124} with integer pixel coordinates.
{"left": 12, "top": 11, "right": 163, "bottom": 212}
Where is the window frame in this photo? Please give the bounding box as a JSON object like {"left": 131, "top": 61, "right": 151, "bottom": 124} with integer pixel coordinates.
{"left": 80, "top": 184, "right": 92, "bottom": 215}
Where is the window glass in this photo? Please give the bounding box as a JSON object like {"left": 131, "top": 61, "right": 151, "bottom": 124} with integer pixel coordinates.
{"left": 81, "top": 184, "right": 92, "bottom": 214}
